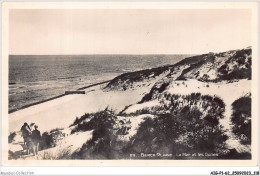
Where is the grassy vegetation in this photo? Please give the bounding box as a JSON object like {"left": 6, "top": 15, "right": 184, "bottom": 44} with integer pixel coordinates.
{"left": 42, "top": 147, "right": 71, "bottom": 160}
{"left": 139, "top": 82, "right": 170, "bottom": 103}
{"left": 50, "top": 128, "right": 64, "bottom": 134}
{"left": 218, "top": 49, "right": 251, "bottom": 80}
{"left": 69, "top": 93, "right": 252, "bottom": 159}
{"left": 231, "top": 96, "right": 251, "bottom": 145}
{"left": 40, "top": 132, "right": 56, "bottom": 150}
{"left": 176, "top": 54, "right": 215, "bottom": 81}
{"left": 69, "top": 113, "right": 94, "bottom": 127}
{"left": 220, "top": 68, "right": 251, "bottom": 80}
{"left": 124, "top": 111, "right": 227, "bottom": 159}
{"left": 177, "top": 48, "right": 251, "bottom": 82}
{"left": 70, "top": 109, "right": 117, "bottom": 134}
{"left": 120, "top": 105, "right": 165, "bottom": 117}
{"left": 72, "top": 106, "right": 228, "bottom": 159}
{"left": 105, "top": 65, "right": 172, "bottom": 90}
{"left": 105, "top": 48, "right": 251, "bottom": 92}
{"left": 129, "top": 93, "right": 225, "bottom": 121}
{"left": 39, "top": 128, "right": 65, "bottom": 151}
{"left": 71, "top": 109, "right": 118, "bottom": 159}
{"left": 105, "top": 53, "right": 210, "bottom": 90}
{"left": 8, "top": 132, "right": 16, "bottom": 143}
{"left": 174, "top": 54, "right": 208, "bottom": 67}
{"left": 71, "top": 92, "right": 229, "bottom": 159}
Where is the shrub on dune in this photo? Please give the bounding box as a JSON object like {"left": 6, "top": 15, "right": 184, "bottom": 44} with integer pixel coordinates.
{"left": 231, "top": 96, "right": 251, "bottom": 145}
{"left": 72, "top": 94, "right": 227, "bottom": 159}
{"left": 127, "top": 93, "right": 225, "bottom": 121}
{"left": 125, "top": 108, "right": 227, "bottom": 159}
{"left": 71, "top": 109, "right": 116, "bottom": 134}
{"left": 8, "top": 132, "right": 16, "bottom": 143}
{"left": 71, "top": 109, "right": 118, "bottom": 159}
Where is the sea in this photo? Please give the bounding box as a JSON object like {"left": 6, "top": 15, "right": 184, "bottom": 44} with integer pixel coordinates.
{"left": 9, "top": 55, "right": 188, "bottom": 112}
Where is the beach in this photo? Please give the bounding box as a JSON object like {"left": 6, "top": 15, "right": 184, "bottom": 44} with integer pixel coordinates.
{"left": 9, "top": 55, "right": 187, "bottom": 112}
{"left": 7, "top": 47, "right": 253, "bottom": 161}
{"left": 8, "top": 80, "right": 154, "bottom": 133}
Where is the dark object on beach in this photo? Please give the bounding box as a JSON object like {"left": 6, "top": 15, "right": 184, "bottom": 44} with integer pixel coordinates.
{"left": 65, "top": 91, "right": 85, "bottom": 95}
{"left": 77, "top": 80, "right": 110, "bottom": 90}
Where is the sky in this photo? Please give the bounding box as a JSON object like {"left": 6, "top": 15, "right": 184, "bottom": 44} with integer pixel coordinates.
{"left": 9, "top": 9, "right": 251, "bottom": 55}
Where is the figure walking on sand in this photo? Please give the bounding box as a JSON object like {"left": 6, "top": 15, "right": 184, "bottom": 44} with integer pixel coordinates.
{"left": 31, "top": 125, "right": 41, "bottom": 155}
{"left": 20, "top": 122, "right": 31, "bottom": 146}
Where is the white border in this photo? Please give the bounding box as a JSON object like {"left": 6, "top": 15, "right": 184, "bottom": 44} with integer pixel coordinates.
{"left": 1, "top": 1, "right": 259, "bottom": 168}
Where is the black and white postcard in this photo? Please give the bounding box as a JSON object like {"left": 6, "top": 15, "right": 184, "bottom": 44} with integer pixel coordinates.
{"left": 1, "top": 2, "right": 258, "bottom": 167}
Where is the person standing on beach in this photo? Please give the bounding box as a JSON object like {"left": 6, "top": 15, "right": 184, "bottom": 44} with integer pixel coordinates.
{"left": 31, "top": 125, "right": 41, "bottom": 155}
{"left": 20, "top": 122, "right": 31, "bottom": 145}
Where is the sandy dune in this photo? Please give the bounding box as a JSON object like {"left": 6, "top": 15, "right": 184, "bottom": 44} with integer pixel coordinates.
{"left": 9, "top": 84, "right": 151, "bottom": 133}
{"left": 123, "top": 79, "right": 251, "bottom": 153}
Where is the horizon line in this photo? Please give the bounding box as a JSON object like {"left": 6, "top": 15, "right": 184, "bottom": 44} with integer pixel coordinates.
{"left": 9, "top": 46, "right": 251, "bottom": 56}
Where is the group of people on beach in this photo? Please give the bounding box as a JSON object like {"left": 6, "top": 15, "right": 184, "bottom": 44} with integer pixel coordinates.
{"left": 20, "top": 122, "right": 41, "bottom": 156}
